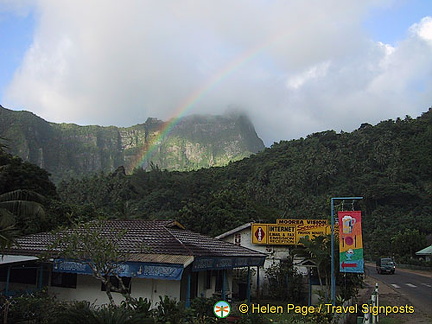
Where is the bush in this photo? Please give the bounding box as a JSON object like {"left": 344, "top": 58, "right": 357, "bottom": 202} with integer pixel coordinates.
{"left": 121, "top": 297, "right": 153, "bottom": 318}
{"left": 153, "top": 295, "right": 185, "bottom": 324}
{"left": 187, "top": 296, "right": 219, "bottom": 322}
{"left": 0, "top": 289, "right": 58, "bottom": 323}
{"left": 265, "top": 258, "right": 305, "bottom": 302}
{"left": 0, "top": 291, "right": 227, "bottom": 323}
{"left": 52, "top": 300, "right": 148, "bottom": 324}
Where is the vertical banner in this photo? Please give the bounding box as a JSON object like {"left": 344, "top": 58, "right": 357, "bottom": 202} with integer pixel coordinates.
{"left": 338, "top": 211, "right": 364, "bottom": 273}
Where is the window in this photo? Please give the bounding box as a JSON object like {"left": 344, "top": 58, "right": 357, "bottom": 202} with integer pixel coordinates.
{"left": 101, "top": 276, "right": 131, "bottom": 294}
{"left": 234, "top": 233, "right": 241, "bottom": 245}
{"left": 214, "top": 271, "right": 229, "bottom": 293}
{"left": 51, "top": 272, "right": 77, "bottom": 288}
{"left": 0, "top": 266, "right": 37, "bottom": 284}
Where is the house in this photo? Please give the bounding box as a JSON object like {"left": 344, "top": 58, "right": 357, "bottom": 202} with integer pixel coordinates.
{"left": 415, "top": 245, "right": 432, "bottom": 262}
{"left": 215, "top": 222, "right": 294, "bottom": 297}
{"left": 0, "top": 220, "right": 266, "bottom": 306}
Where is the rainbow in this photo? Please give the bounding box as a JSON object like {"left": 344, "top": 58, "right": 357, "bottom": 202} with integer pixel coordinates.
{"left": 128, "top": 34, "right": 285, "bottom": 172}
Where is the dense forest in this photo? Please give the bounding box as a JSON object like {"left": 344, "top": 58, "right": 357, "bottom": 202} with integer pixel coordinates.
{"left": 1, "top": 109, "right": 431, "bottom": 263}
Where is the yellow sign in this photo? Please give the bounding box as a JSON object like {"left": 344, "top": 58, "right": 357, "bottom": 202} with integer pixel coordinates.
{"left": 267, "top": 224, "right": 296, "bottom": 245}
{"left": 252, "top": 219, "right": 333, "bottom": 245}
{"left": 251, "top": 224, "right": 268, "bottom": 244}
{"left": 251, "top": 224, "right": 297, "bottom": 245}
{"left": 296, "top": 225, "right": 329, "bottom": 244}
{"left": 277, "top": 219, "right": 328, "bottom": 226}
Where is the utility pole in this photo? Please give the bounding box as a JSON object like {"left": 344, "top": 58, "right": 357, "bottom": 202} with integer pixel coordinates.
{"left": 330, "top": 197, "right": 363, "bottom": 306}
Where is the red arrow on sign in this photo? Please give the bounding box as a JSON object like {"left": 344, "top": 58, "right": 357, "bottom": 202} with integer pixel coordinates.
{"left": 341, "top": 262, "right": 357, "bottom": 269}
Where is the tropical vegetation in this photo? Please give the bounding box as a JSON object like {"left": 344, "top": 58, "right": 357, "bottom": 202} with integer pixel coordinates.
{"left": 0, "top": 109, "right": 431, "bottom": 322}
{"left": 56, "top": 110, "right": 432, "bottom": 262}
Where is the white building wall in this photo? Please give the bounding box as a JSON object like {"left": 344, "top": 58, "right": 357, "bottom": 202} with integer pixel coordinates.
{"left": 219, "top": 226, "right": 291, "bottom": 297}
{"left": 49, "top": 274, "right": 181, "bottom": 307}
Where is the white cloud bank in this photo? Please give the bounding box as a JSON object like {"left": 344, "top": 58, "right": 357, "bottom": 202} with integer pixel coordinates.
{"left": 4, "top": 1, "right": 432, "bottom": 145}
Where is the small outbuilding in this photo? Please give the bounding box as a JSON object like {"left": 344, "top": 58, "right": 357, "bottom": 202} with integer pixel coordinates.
{"left": 1, "top": 220, "right": 266, "bottom": 306}
{"left": 415, "top": 245, "right": 432, "bottom": 262}
{"left": 216, "top": 222, "right": 292, "bottom": 297}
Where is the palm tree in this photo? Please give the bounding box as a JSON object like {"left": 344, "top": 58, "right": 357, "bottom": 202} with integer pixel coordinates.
{"left": 294, "top": 234, "right": 332, "bottom": 300}
{"left": 0, "top": 189, "right": 45, "bottom": 250}
{"left": 0, "top": 138, "right": 46, "bottom": 250}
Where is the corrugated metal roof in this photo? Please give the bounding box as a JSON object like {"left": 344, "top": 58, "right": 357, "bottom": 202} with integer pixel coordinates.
{"left": 416, "top": 245, "right": 432, "bottom": 255}
{"left": 0, "top": 255, "right": 39, "bottom": 264}
{"left": 128, "top": 254, "right": 194, "bottom": 266}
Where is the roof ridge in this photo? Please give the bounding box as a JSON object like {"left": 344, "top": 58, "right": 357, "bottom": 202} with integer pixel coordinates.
{"left": 164, "top": 225, "right": 194, "bottom": 256}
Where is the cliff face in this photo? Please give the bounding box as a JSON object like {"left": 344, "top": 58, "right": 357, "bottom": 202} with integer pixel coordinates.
{"left": 0, "top": 106, "right": 264, "bottom": 182}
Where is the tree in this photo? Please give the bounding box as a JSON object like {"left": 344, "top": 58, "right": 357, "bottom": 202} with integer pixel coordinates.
{"left": 46, "top": 219, "right": 143, "bottom": 306}
{"left": 264, "top": 257, "right": 304, "bottom": 302}
{"left": 294, "top": 235, "right": 332, "bottom": 301}
{"left": 0, "top": 141, "right": 55, "bottom": 238}
{"left": 391, "top": 229, "right": 427, "bottom": 259}
{"left": 0, "top": 189, "right": 45, "bottom": 250}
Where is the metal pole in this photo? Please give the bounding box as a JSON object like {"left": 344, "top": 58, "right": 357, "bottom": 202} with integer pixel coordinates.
{"left": 38, "top": 265, "right": 44, "bottom": 289}
{"left": 308, "top": 269, "right": 312, "bottom": 306}
{"left": 256, "top": 266, "right": 260, "bottom": 298}
{"left": 222, "top": 270, "right": 226, "bottom": 301}
{"left": 330, "top": 196, "right": 363, "bottom": 306}
{"left": 5, "top": 265, "right": 11, "bottom": 296}
{"left": 331, "top": 198, "right": 335, "bottom": 305}
{"left": 246, "top": 266, "right": 251, "bottom": 303}
{"left": 186, "top": 271, "right": 191, "bottom": 308}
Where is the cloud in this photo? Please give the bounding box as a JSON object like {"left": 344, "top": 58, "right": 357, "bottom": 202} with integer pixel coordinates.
{"left": 411, "top": 16, "right": 432, "bottom": 43}
{"left": 4, "top": 1, "right": 432, "bottom": 145}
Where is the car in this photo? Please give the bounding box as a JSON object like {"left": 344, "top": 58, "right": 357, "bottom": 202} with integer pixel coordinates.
{"left": 376, "top": 257, "right": 396, "bottom": 274}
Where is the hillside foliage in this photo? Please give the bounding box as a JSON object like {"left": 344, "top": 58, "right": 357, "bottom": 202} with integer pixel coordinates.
{"left": 56, "top": 110, "right": 432, "bottom": 261}
{"left": 1, "top": 109, "right": 431, "bottom": 262}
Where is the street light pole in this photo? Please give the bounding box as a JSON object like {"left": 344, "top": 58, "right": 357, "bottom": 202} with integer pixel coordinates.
{"left": 330, "top": 196, "right": 363, "bottom": 306}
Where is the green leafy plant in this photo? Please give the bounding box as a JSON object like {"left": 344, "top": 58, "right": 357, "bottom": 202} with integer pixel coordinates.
{"left": 265, "top": 257, "right": 305, "bottom": 302}
{"left": 0, "top": 289, "right": 58, "bottom": 324}
{"left": 121, "top": 297, "right": 153, "bottom": 319}
{"left": 52, "top": 301, "right": 146, "bottom": 324}
{"left": 154, "top": 295, "right": 185, "bottom": 324}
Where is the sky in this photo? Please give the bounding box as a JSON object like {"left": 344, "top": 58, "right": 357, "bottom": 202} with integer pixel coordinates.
{"left": 0, "top": 0, "right": 431, "bottom": 146}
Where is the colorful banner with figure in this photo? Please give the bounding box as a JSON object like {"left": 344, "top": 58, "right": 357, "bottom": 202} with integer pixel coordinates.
{"left": 338, "top": 211, "right": 364, "bottom": 273}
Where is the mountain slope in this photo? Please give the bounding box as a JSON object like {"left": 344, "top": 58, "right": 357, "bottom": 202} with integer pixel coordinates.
{"left": 57, "top": 109, "right": 432, "bottom": 261}
{"left": 0, "top": 106, "right": 264, "bottom": 182}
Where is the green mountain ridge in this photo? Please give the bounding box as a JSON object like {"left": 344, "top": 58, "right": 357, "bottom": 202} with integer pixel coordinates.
{"left": 1, "top": 106, "right": 430, "bottom": 262}
{"left": 0, "top": 105, "right": 265, "bottom": 182}
{"left": 56, "top": 108, "right": 432, "bottom": 260}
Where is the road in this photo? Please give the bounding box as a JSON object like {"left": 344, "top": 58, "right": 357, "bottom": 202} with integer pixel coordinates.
{"left": 365, "top": 264, "right": 432, "bottom": 316}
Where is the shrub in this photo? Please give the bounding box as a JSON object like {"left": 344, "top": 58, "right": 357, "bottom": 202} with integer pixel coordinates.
{"left": 0, "top": 289, "right": 58, "bottom": 323}
{"left": 154, "top": 295, "right": 185, "bottom": 324}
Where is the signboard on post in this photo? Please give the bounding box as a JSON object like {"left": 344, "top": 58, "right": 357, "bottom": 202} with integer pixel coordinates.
{"left": 252, "top": 219, "right": 331, "bottom": 245}
{"left": 278, "top": 219, "right": 330, "bottom": 244}
{"left": 251, "top": 223, "right": 296, "bottom": 245}
{"left": 338, "top": 211, "right": 364, "bottom": 273}
{"left": 267, "top": 224, "right": 296, "bottom": 245}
